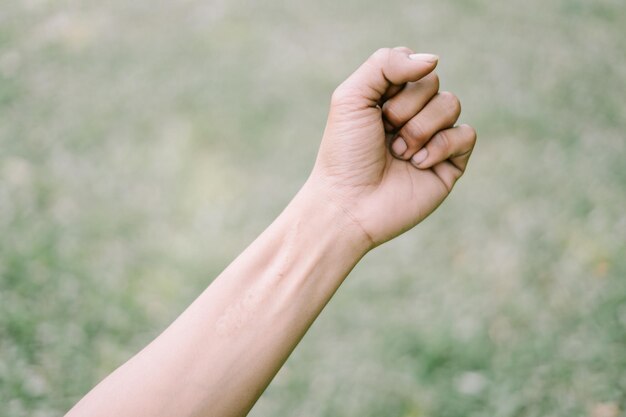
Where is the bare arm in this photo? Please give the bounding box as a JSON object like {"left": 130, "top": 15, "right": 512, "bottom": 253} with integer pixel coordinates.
{"left": 66, "top": 47, "right": 476, "bottom": 417}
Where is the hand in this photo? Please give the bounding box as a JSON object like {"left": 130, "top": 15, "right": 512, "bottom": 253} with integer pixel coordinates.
{"left": 307, "top": 47, "right": 477, "bottom": 248}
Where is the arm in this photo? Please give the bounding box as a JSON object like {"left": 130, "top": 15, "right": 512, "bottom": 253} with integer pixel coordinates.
{"left": 66, "top": 47, "right": 476, "bottom": 417}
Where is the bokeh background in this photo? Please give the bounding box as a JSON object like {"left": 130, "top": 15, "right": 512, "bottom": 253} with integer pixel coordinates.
{"left": 1, "top": 0, "right": 625, "bottom": 416}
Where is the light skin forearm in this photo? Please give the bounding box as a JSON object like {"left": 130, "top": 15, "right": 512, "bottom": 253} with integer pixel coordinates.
{"left": 66, "top": 46, "right": 476, "bottom": 417}
{"left": 66, "top": 182, "right": 371, "bottom": 417}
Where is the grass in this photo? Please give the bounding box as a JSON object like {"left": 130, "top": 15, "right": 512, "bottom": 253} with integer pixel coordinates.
{"left": 1, "top": 0, "right": 625, "bottom": 416}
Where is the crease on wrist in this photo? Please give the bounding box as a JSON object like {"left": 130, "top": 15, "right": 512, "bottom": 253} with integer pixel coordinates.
{"left": 302, "top": 178, "right": 375, "bottom": 252}
{"left": 329, "top": 197, "right": 375, "bottom": 251}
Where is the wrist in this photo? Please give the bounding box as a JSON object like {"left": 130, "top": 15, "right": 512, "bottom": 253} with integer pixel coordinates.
{"left": 289, "top": 179, "right": 374, "bottom": 257}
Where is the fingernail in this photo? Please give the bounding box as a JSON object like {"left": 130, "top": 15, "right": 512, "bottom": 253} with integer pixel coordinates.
{"left": 391, "top": 137, "right": 407, "bottom": 156}
{"left": 411, "top": 148, "right": 428, "bottom": 166}
{"left": 409, "top": 53, "right": 439, "bottom": 63}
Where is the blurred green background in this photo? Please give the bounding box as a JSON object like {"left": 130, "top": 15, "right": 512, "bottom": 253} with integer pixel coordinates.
{"left": 1, "top": 0, "right": 625, "bottom": 416}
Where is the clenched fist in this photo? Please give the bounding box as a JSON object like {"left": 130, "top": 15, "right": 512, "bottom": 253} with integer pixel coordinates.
{"left": 306, "top": 47, "right": 476, "bottom": 248}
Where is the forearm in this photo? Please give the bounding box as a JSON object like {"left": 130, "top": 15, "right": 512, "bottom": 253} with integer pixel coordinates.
{"left": 66, "top": 46, "right": 476, "bottom": 417}
{"left": 66, "top": 182, "right": 370, "bottom": 417}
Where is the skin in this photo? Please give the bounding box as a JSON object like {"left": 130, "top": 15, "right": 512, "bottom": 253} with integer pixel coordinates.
{"left": 65, "top": 46, "right": 476, "bottom": 417}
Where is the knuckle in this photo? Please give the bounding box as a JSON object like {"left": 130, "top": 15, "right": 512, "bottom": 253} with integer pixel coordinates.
{"left": 402, "top": 120, "right": 427, "bottom": 145}
{"left": 433, "top": 73, "right": 440, "bottom": 91}
{"left": 426, "top": 72, "right": 440, "bottom": 92}
{"left": 374, "top": 47, "right": 391, "bottom": 56}
{"left": 393, "top": 46, "right": 413, "bottom": 53}
{"left": 439, "top": 91, "right": 461, "bottom": 116}
{"left": 381, "top": 103, "right": 403, "bottom": 127}
{"left": 372, "top": 47, "right": 392, "bottom": 62}
{"left": 462, "top": 124, "right": 477, "bottom": 145}
{"left": 435, "top": 130, "right": 452, "bottom": 152}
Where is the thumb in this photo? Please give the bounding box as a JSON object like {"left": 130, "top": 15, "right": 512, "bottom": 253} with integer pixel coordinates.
{"left": 333, "top": 47, "right": 439, "bottom": 108}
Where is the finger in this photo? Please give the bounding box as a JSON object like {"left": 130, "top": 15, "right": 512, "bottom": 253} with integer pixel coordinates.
{"left": 390, "top": 91, "right": 461, "bottom": 159}
{"left": 431, "top": 160, "right": 464, "bottom": 192}
{"left": 410, "top": 124, "right": 477, "bottom": 171}
{"left": 379, "top": 47, "right": 415, "bottom": 104}
{"left": 332, "top": 47, "right": 439, "bottom": 108}
{"left": 381, "top": 72, "right": 440, "bottom": 131}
